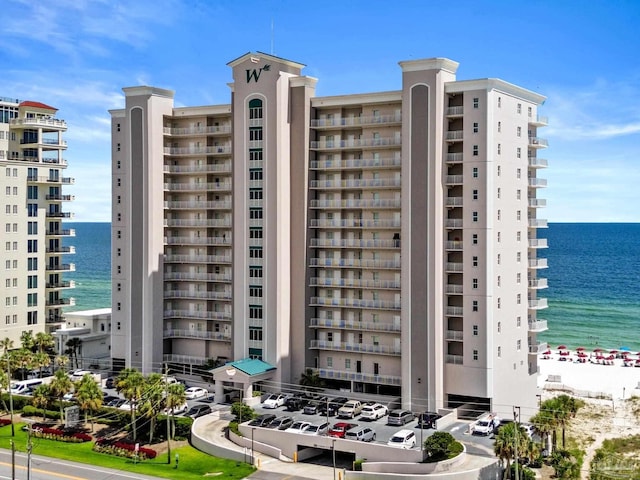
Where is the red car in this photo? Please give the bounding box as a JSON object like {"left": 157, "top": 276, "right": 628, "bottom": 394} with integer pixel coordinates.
{"left": 328, "top": 422, "right": 356, "bottom": 438}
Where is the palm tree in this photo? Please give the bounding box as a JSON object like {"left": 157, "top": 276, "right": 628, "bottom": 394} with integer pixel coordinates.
{"left": 32, "top": 352, "right": 51, "bottom": 379}
{"left": 530, "top": 407, "right": 556, "bottom": 455}
{"left": 494, "top": 422, "right": 528, "bottom": 479}
{"left": 55, "top": 354, "right": 69, "bottom": 373}
{"left": 299, "top": 368, "right": 324, "bottom": 389}
{"left": 138, "top": 373, "right": 166, "bottom": 444}
{"left": 0, "top": 337, "right": 15, "bottom": 436}
{"left": 75, "top": 374, "right": 103, "bottom": 432}
{"left": 32, "top": 384, "right": 51, "bottom": 420}
{"left": 116, "top": 368, "right": 145, "bottom": 442}
{"left": 165, "top": 382, "right": 186, "bottom": 439}
{"left": 12, "top": 349, "right": 34, "bottom": 380}
{"left": 548, "top": 396, "right": 572, "bottom": 449}
{"left": 49, "top": 369, "right": 73, "bottom": 423}
{"left": 65, "top": 338, "right": 83, "bottom": 369}
{"left": 20, "top": 330, "right": 34, "bottom": 352}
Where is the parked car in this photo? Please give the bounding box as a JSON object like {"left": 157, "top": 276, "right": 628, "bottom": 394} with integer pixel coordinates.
{"left": 387, "top": 409, "right": 415, "bottom": 426}
{"left": 303, "top": 421, "right": 329, "bottom": 435}
{"left": 318, "top": 396, "right": 349, "bottom": 416}
{"left": 267, "top": 416, "right": 294, "bottom": 430}
{"left": 345, "top": 426, "right": 376, "bottom": 442}
{"left": 417, "top": 412, "right": 442, "bottom": 429}
{"left": 262, "top": 393, "right": 286, "bottom": 409}
{"left": 337, "top": 400, "right": 363, "bottom": 419}
{"left": 285, "top": 421, "right": 312, "bottom": 433}
{"left": 492, "top": 418, "right": 513, "bottom": 435}
{"left": 303, "top": 396, "right": 327, "bottom": 415}
{"left": 164, "top": 402, "right": 189, "bottom": 415}
{"left": 328, "top": 422, "right": 356, "bottom": 438}
{"left": 185, "top": 404, "right": 212, "bottom": 419}
{"left": 103, "top": 395, "right": 120, "bottom": 405}
{"left": 184, "top": 387, "right": 208, "bottom": 400}
{"left": 521, "top": 423, "right": 535, "bottom": 438}
{"left": 107, "top": 398, "right": 126, "bottom": 408}
{"left": 360, "top": 403, "right": 388, "bottom": 421}
{"left": 105, "top": 377, "right": 116, "bottom": 389}
{"left": 249, "top": 413, "right": 277, "bottom": 427}
{"left": 285, "top": 393, "right": 311, "bottom": 411}
{"left": 387, "top": 429, "right": 416, "bottom": 449}
{"left": 473, "top": 414, "right": 500, "bottom": 436}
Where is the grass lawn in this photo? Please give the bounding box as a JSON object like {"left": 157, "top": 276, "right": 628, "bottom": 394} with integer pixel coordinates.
{"left": 0, "top": 423, "right": 255, "bottom": 480}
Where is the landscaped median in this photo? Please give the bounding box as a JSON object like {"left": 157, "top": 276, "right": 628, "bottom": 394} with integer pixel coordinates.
{"left": 0, "top": 421, "right": 255, "bottom": 480}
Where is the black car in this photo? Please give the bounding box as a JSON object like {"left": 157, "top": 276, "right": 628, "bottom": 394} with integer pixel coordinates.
{"left": 185, "top": 404, "right": 212, "bottom": 419}
{"left": 249, "top": 413, "right": 276, "bottom": 427}
{"left": 285, "top": 394, "right": 311, "bottom": 411}
{"left": 267, "top": 416, "right": 294, "bottom": 430}
{"left": 417, "top": 412, "right": 442, "bottom": 429}
{"left": 303, "top": 396, "right": 328, "bottom": 415}
{"left": 105, "top": 377, "right": 116, "bottom": 389}
{"left": 318, "top": 396, "right": 349, "bottom": 416}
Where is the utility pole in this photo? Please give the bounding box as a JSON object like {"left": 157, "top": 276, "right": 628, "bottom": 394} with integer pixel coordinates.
{"left": 10, "top": 439, "right": 15, "bottom": 480}
{"left": 7, "top": 354, "right": 15, "bottom": 437}
{"left": 26, "top": 422, "right": 33, "bottom": 480}
{"left": 514, "top": 406, "right": 521, "bottom": 480}
{"left": 165, "top": 363, "right": 171, "bottom": 464}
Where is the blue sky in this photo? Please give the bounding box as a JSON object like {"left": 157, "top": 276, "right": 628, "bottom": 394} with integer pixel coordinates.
{"left": 2, "top": 0, "right": 639, "bottom": 222}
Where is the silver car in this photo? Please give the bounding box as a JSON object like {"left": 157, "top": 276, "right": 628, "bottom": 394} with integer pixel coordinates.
{"left": 345, "top": 426, "right": 376, "bottom": 442}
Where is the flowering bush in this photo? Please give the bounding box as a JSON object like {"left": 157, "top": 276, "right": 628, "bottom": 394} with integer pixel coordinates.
{"left": 30, "top": 425, "right": 92, "bottom": 443}
{"left": 93, "top": 438, "right": 157, "bottom": 460}
{"left": 0, "top": 419, "right": 12, "bottom": 427}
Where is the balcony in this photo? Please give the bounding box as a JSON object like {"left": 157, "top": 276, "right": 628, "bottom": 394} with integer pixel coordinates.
{"left": 163, "top": 354, "right": 209, "bottom": 365}
{"left": 46, "top": 280, "right": 75, "bottom": 289}
{"left": 529, "top": 218, "right": 548, "bottom": 228}
{"left": 47, "top": 229, "right": 75, "bottom": 237}
{"left": 445, "top": 197, "right": 463, "bottom": 208}
{"left": 310, "top": 238, "right": 400, "bottom": 249}
{"left": 309, "top": 219, "right": 401, "bottom": 229}
{"left": 445, "top": 175, "right": 463, "bottom": 186}
{"left": 310, "top": 277, "right": 400, "bottom": 289}
{"left": 164, "top": 201, "right": 232, "bottom": 210}
{"left": 163, "top": 125, "right": 232, "bottom": 136}
{"left": 164, "top": 181, "right": 232, "bottom": 192}
{"left": 528, "top": 137, "right": 548, "bottom": 148}
{"left": 309, "top": 178, "right": 401, "bottom": 189}
{"left": 446, "top": 284, "right": 463, "bottom": 295}
{"left": 528, "top": 258, "right": 548, "bottom": 269}
{"left": 27, "top": 176, "right": 74, "bottom": 184}
{"left": 164, "top": 290, "right": 232, "bottom": 301}
{"left": 446, "top": 106, "right": 464, "bottom": 117}
{"left": 164, "top": 218, "right": 231, "bottom": 228}
{"left": 528, "top": 157, "right": 548, "bottom": 168}
{"left": 310, "top": 340, "right": 401, "bottom": 356}
{"left": 528, "top": 298, "right": 548, "bottom": 310}
{"left": 310, "top": 296, "right": 401, "bottom": 310}
{"left": 46, "top": 263, "right": 75, "bottom": 272}
{"left": 446, "top": 330, "right": 464, "bottom": 341}
{"left": 309, "top": 318, "right": 401, "bottom": 332}
{"left": 528, "top": 278, "right": 548, "bottom": 289}
{"left": 445, "top": 153, "right": 463, "bottom": 164}
{"left": 528, "top": 178, "right": 547, "bottom": 188}
{"left": 310, "top": 113, "right": 402, "bottom": 128}
{"left": 528, "top": 320, "right": 549, "bottom": 332}
{"left": 445, "top": 130, "right": 464, "bottom": 142}
{"left": 309, "top": 198, "right": 401, "bottom": 209}
{"left": 45, "top": 211, "right": 74, "bottom": 219}
{"left": 8, "top": 155, "right": 67, "bottom": 165}
{"left": 45, "top": 297, "right": 75, "bottom": 307}
{"left": 163, "top": 329, "right": 231, "bottom": 342}
{"left": 309, "top": 258, "right": 401, "bottom": 269}
{"left": 11, "top": 117, "right": 67, "bottom": 129}
{"left": 528, "top": 198, "right": 547, "bottom": 208}
{"left": 445, "top": 240, "right": 463, "bottom": 251}
{"left": 446, "top": 354, "right": 463, "bottom": 365}
{"left": 528, "top": 115, "right": 549, "bottom": 126}
{"left": 313, "top": 367, "right": 402, "bottom": 386}
{"left": 164, "top": 272, "right": 231, "bottom": 282}
{"left": 163, "top": 163, "right": 232, "bottom": 174}
{"left": 164, "top": 145, "right": 231, "bottom": 156}
{"left": 310, "top": 137, "right": 402, "bottom": 150}
{"left": 165, "top": 236, "right": 230, "bottom": 246}
{"left": 46, "top": 194, "right": 74, "bottom": 201}
{"left": 528, "top": 238, "right": 548, "bottom": 248}
{"left": 164, "top": 309, "right": 231, "bottom": 321}
{"left": 445, "top": 219, "right": 463, "bottom": 229}
{"left": 310, "top": 156, "right": 401, "bottom": 171}
{"left": 45, "top": 246, "right": 75, "bottom": 254}
{"left": 528, "top": 342, "right": 548, "bottom": 355}
{"left": 445, "top": 262, "right": 463, "bottom": 272}
{"left": 164, "top": 254, "right": 231, "bottom": 264}
{"left": 445, "top": 306, "right": 464, "bottom": 316}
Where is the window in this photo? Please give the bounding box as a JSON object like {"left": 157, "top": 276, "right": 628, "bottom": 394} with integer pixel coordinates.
{"left": 517, "top": 272, "right": 521, "bottom": 284}
{"left": 517, "top": 126, "right": 522, "bottom": 137}
{"left": 473, "top": 122, "right": 479, "bottom": 133}
{"left": 473, "top": 145, "right": 478, "bottom": 156}
{"left": 517, "top": 339, "right": 522, "bottom": 351}
{"left": 516, "top": 189, "right": 521, "bottom": 200}
{"left": 472, "top": 211, "right": 478, "bottom": 222}
{"left": 249, "top": 99, "right": 263, "bottom": 119}
{"left": 497, "top": 210, "right": 501, "bottom": 221}
{"left": 249, "top": 247, "right": 263, "bottom": 258}
{"left": 498, "top": 97, "right": 501, "bottom": 108}
{"left": 517, "top": 103, "right": 522, "bottom": 114}
{"left": 472, "top": 234, "right": 478, "bottom": 245}
{"left": 27, "top": 293, "right": 37, "bottom": 307}
{"left": 249, "top": 150, "right": 263, "bottom": 161}
{"left": 473, "top": 189, "right": 478, "bottom": 200}
{"left": 249, "top": 208, "right": 263, "bottom": 219}
{"left": 327, "top": 357, "right": 333, "bottom": 368}
{"left": 472, "top": 278, "right": 478, "bottom": 289}
{"left": 497, "top": 188, "right": 500, "bottom": 199}
{"left": 517, "top": 252, "right": 521, "bottom": 262}
{"left": 28, "top": 203, "right": 38, "bottom": 217}
{"left": 27, "top": 276, "right": 37, "bottom": 289}
{"left": 117, "top": 302, "right": 121, "bottom": 311}
{"left": 498, "top": 346, "right": 502, "bottom": 358}
{"left": 473, "top": 97, "right": 479, "bottom": 108}
{"left": 528, "top": 106, "right": 532, "bottom": 117}
{"left": 497, "top": 298, "right": 501, "bottom": 309}
{"left": 249, "top": 285, "right": 263, "bottom": 297}
{"left": 250, "top": 227, "right": 263, "bottom": 239}
{"left": 249, "top": 306, "right": 263, "bottom": 319}
{"left": 473, "top": 167, "right": 478, "bottom": 178}
{"left": 472, "top": 300, "right": 479, "bottom": 312}
{"left": 517, "top": 168, "right": 521, "bottom": 179}
{"left": 517, "top": 316, "right": 522, "bottom": 327}
{"left": 517, "top": 210, "right": 521, "bottom": 221}
{"left": 517, "top": 147, "right": 521, "bottom": 158}
{"left": 249, "top": 327, "right": 263, "bottom": 341}
{"left": 28, "top": 222, "right": 37, "bottom": 234}
{"left": 28, "top": 258, "right": 37, "bottom": 271}
{"left": 497, "top": 144, "right": 501, "bottom": 155}
{"left": 249, "top": 188, "right": 263, "bottom": 200}
{"left": 372, "top": 335, "right": 379, "bottom": 346}
{"left": 497, "top": 121, "right": 501, "bottom": 133}
{"left": 472, "top": 256, "right": 478, "bottom": 267}
{"left": 249, "top": 169, "right": 263, "bottom": 181}
{"left": 517, "top": 294, "right": 521, "bottom": 305}
{"left": 345, "top": 359, "right": 351, "bottom": 369}
{"left": 498, "top": 322, "right": 501, "bottom": 333}
{"left": 327, "top": 332, "right": 333, "bottom": 342}
{"left": 497, "top": 275, "right": 501, "bottom": 287}
{"left": 497, "top": 232, "right": 501, "bottom": 242}
{"left": 473, "top": 325, "right": 478, "bottom": 336}
{"left": 249, "top": 128, "right": 263, "bottom": 141}
{"left": 473, "top": 350, "right": 478, "bottom": 361}
{"left": 497, "top": 165, "right": 501, "bottom": 177}
{"left": 497, "top": 254, "right": 501, "bottom": 264}
{"left": 27, "top": 239, "right": 37, "bottom": 253}
{"left": 27, "top": 311, "right": 37, "bottom": 325}
{"left": 249, "top": 267, "right": 262, "bottom": 278}
{"left": 517, "top": 231, "right": 521, "bottom": 242}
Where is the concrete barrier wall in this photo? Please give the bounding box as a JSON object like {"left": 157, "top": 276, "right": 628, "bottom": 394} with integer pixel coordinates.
{"left": 362, "top": 451, "right": 465, "bottom": 474}
{"left": 348, "top": 458, "right": 500, "bottom": 480}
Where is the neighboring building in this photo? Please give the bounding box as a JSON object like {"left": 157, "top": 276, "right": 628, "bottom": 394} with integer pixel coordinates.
{"left": 0, "top": 97, "right": 75, "bottom": 345}
{"left": 109, "top": 53, "right": 548, "bottom": 416}
{"left": 53, "top": 308, "right": 112, "bottom": 369}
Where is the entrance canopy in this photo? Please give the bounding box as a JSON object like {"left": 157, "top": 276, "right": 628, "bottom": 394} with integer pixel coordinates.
{"left": 211, "top": 358, "right": 277, "bottom": 403}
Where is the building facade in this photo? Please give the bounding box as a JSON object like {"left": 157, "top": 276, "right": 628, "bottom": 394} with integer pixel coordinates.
{"left": 110, "top": 53, "right": 548, "bottom": 415}
{"left": 0, "top": 97, "right": 75, "bottom": 345}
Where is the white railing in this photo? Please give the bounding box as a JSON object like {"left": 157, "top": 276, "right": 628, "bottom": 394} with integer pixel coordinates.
{"left": 309, "top": 318, "right": 401, "bottom": 332}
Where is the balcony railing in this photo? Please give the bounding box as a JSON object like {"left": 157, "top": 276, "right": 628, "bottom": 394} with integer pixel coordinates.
{"left": 445, "top": 153, "right": 463, "bottom": 164}
{"left": 528, "top": 198, "right": 547, "bottom": 208}
{"left": 528, "top": 258, "right": 548, "bottom": 269}
{"left": 310, "top": 277, "right": 400, "bottom": 289}
{"left": 165, "top": 236, "right": 230, "bottom": 246}
{"left": 164, "top": 290, "right": 232, "bottom": 301}
{"left": 163, "top": 201, "right": 232, "bottom": 210}
{"left": 310, "top": 157, "right": 401, "bottom": 170}
{"left": 45, "top": 211, "right": 73, "bottom": 218}
{"left": 528, "top": 278, "right": 548, "bottom": 289}
{"left": 528, "top": 137, "right": 548, "bottom": 148}
{"left": 164, "top": 181, "right": 232, "bottom": 191}
{"left": 310, "top": 340, "right": 401, "bottom": 356}
{"left": 528, "top": 178, "right": 548, "bottom": 188}
{"left": 446, "top": 330, "right": 464, "bottom": 341}
{"left": 163, "top": 354, "right": 209, "bottom": 365}
{"left": 445, "top": 197, "right": 463, "bottom": 207}
{"left": 309, "top": 198, "right": 401, "bottom": 209}
{"left": 445, "top": 219, "right": 463, "bottom": 229}
{"left": 45, "top": 194, "right": 74, "bottom": 201}
{"left": 445, "top": 240, "right": 463, "bottom": 250}
{"left": 45, "top": 297, "right": 75, "bottom": 307}
{"left": 164, "top": 218, "right": 231, "bottom": 228}
{"left": 528, "top": 157, "right": 548, "bottom": 168}
{"left": 46, "top": 280, "right": 75, "bottom": 289}
{"left": 310, "top": 137, "right": 402, "bottom": 149}
{"left": 45, "top": 246, "right": 75, "bottom": 254}
{"left": 446, "top": 354, "right": 463, "bottom": 365}
{"left": 445, "top": 306, "right": 464, "bottom": 316}
{"left": 446, "top": 106, "right": 464, "bottom": 116}
{"left": 310, "top": 114, "right": 402, "bottom": 128}
{"left": 47, "top": 229, "right": 75, "bottom": 237}
{"left": 8, "top": 155, "right": 67, "bottom": 165}
{"left": 445, "top": 130, "right": 464, "bottom": 141}
{"left": 309, "top": 318, "right": 401, "bottom": 332}
{"left": 528, "top": 342, "right": 548, "bottom": 354}
{"left": 164, "top": 254, "right": 231, "bottom": 264}
{"left": 312, "top": 367, "right": 402, "bottom": 386}
{"left": 528, "top": 115, "right": 549, "bottom": 126}
{"left": 528, "top": 320, "right": 548, "bottom": 332}
{"left": 310, "top": 296, "right": 401, "bottom": 310}
{"left": 528, "top": 298, "right": 548, "bottom": 310}
{"left": 163, "top": 163, "right": 232, "bottom": 174}
{"left": 163, "top": 329, "right": 231, "bottom": 341}
{"left": 164, "top": 309, "right": 231, "bottom": 321}
{"left": 528, "top": 238, "right": 548, "bottom": 248}
{"left": 11, "top": 117, "right": 67, "bottom": 128}
{"left": 163, "top": 125, "right": 232, "bottom": 136}
{"left": 309, "top": 219, "right": 401, "bottom": 229}
{"left": 309, "top": 178, "right": 401, "bottom": 189}
{"left": 445, "top": 262, "right": 463, "bottom": 272}
{"left": 45, "top": 263, "right": 75, "bottom": 272}
{"left": 529, "top": 218, "right": 548, "bottom": 228}
{"left": 446, "top": 284, "right": 463, "bottom": 294}
{"left": 164, "top": 145, "right": 231, "bottom": 155}
{"left": 309, "top": 258, "right": 401, "bottom": 269}
{"left": 445, "top": 175, "right": 463, "bottom": 185}
{"left": 310, "top": 238, "right": 400, "bottom": 249}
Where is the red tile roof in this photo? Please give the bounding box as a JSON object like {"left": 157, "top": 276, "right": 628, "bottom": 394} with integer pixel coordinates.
{"left": 19, "top": 101, "right": 57, "bottom": 111}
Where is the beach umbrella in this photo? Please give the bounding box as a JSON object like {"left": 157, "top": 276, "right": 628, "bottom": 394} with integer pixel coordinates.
{"left": 576, "top": 347, "right": 586, "bottom": 351}
{"left": 593, "top": 348, "right": 603, "bottom": 353}
{"left": 557, "top": 345, "right": 567, "bottom": 350}
{"left": 609, "top": 349, "right": 618, "bottom": 354}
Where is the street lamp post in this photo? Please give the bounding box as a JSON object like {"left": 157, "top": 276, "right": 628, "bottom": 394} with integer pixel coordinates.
{"left": 514, "top": 406, "right": 521, "bottom": 480}
{"left": 332, "top": 438, "right": 336, "bottom": 480}
{"left": 251, "top": 427, "right": 255, "bottom": 466}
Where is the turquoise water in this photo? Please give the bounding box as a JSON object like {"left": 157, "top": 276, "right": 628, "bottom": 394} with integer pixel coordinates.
{"left": 63, "top": 222, "right": 640, "bottom": 350}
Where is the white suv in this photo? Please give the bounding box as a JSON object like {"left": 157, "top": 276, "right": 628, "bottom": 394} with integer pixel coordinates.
{"left": 387, "top": 429, "right": 416, "bottom": 449}
{"left": 361, "top": 403, "right": 388, "bottom": 420}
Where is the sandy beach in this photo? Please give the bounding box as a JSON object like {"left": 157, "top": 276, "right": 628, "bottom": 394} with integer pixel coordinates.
{"left": 538, "top": 347, "right": 640, "bottom": 400}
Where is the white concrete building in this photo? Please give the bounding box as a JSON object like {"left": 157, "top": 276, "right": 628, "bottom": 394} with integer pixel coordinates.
{"left": 54, "top": 308, "right": 112, "bottom": 369}
{"left": 109, "top": 53, "right": 548, "bottom": 417}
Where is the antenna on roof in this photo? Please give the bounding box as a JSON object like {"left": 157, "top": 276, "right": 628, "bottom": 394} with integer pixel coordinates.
{"left": 271, "top": 18, "right": 274, "bottom": 55}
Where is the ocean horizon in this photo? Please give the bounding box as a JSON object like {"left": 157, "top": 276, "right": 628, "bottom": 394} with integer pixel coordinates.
{"left": 63, "top": 222, "right": 640, "bottom": 351}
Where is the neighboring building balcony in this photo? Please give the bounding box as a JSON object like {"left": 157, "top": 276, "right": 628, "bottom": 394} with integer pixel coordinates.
{"left": 528, "top": 137, "right": 548, "bottom": 149}
{"left": 445, "top": 153, "right": 464, "bottom": 164}
{"left": 528, "top": 298, "right": 548, "bottom": 310}
{"left": 528, "top": 115, "right": 549, "bottom": 127}
{"left": 27, "top": 175, "right": 74, "bottom": 184}
{"left": 45, "top": 211, "right": 74, "bottom": 219}
{"left": 309, "top": 178, "right": 401, "bottom": 189}
{"left": 164, "top": 272, "right": 231, "bottom": 282}
{"left": 310, "top": 137, "right": 402, "bottom": 150}
{"left": 45, "top": 194, "right": 74, "bottom": 201}
{"left": 445, "top": 130, "right": 464, "bottom": 142}
{"left": 163, "top": 163, "right": 232, "bottom": 174}
{"left": 164, "top": 181, "right": 232, "bottom": 192}
{"left": 11, "top": 117, "right": 67, "bottom": 129}
{"left": 311, "top": 367, "right": 402, "bottom": 386}
{"left": 528, "top": 238, "right": 548, "bottom": 248}
{"left": 310, "top": 238, "right": 400, "bottom": 249}
{"left": 164, "top": 218, "right": 231, "bottom": 228}
{"left": 446, "top": 330, "right": 464, "bottom": 341}
{"left": 445, "top": 262, "right": 463, "bottom": 272}
{"left": 528, "top": 341, "right": 548, "bottom": 355}
{"left": 46, "top": 314, "right": 64, "bottom": 324}
{"left": 309, "top": 198, "right": 401, "bottom": 209}
{"left": 164, "top": 309, "right": 231, "bottom": 321}
{"left": 528, "top": 320, "right": 549, "bottom": 332}
{"left": 163, "top": 145, "right": 231, "bottom": 156}
{"left": 445, "top": 306, "right": 464, "bottom": 316}
{"left": 46, "top": 263, "right": 75, "bottom": 272}
{"left": 47, "top": 228, "right": 75, "bottom": 237}
{"left": 163, "top": 329, "right": 231, "bottom": 342}
{"left": 165, "top": 236, "right": 231, "bottom": 246}
{"left": 310, "top": 340, "right": 401, "bottom": 356}
{"left": 445, "top": 219, "right": 463, "bottom": 229}
{"left": 162, "top": 125, "right": 232, "bottom": 136}
{"left": 445, "top": 197, "right": 463, "bottom": 208}
{"left": 446, "top": 284, "right": 463, "bottom": 295}
{"left": 528, "top": 178, "right": 548, "bottom": 188}
{"left": 445, "top": 240, "right": 463, "bottom": 251}
{"left": 310, "top": 296, "right": 401, "bottom": 311}
{"left": 164, "top": 254, "right": 231, "bottom": 264}
{"left": 309, "top": 219, "right": 401, "bottom": 229}
{"left": 528, "top": 157, "right": 548, "bottom": 168}
{"left": 21, "top": 138, "right": 68, "bottom": 148}
{"left": 310, "top": 277, "right": 400, "bottom": 289}
{"left": 529, "top": 218, "right": 548, "bottom": 228}
{"left": 445, "top": 106, "right": 464, "bottom": 117}
{"left": 45, "top": 246, "right": 75, "bottom": 254}
{"left": 528, "top": 258, "right": 548, "bottom": 269}
{"left": 164, "top": 200, "right": 232, "bottom": 210}
{"left": 445, "top": 175, "right": 463, "bottom": 186}
{"left": 163, "top": 354, "right": 209, "bottom": 365}
{"left": 528, "top": 198, "right": 547, "bottom": 208}
{"left": 45, "top": 297, "right": 75, "bottom": 307}
{"left": 164, "top": 290, "right": 232, "bottom": 301}
{"left": 309, "top": 258, "right": 401, "bottom": 269}
{"left": 310, "top": 156, "right": 401, "bottom": 171}
{"left": 528, "top": 278, "right": 548, "bottom": 289}
{"left": 309, "top": 318, "right": 401, "bottom": 332}
{"left": 7, "top": 155, "right": 67, "bottom": 165}
{"left": 46, "top": 280, "right": 75, "bottom": 290}
{"left": 445, "top": 354, "right": 464, "bottom": 365}
{"left": 310, "top": 113, "right": 402, "bottom": 128}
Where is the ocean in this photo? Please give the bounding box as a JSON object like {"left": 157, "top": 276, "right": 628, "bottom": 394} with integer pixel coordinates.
{"left": 63, "top": 222, "right": 640, "bottom": 351}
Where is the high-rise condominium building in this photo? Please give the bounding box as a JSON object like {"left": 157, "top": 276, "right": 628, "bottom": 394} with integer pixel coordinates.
{"left": 0, "top": 97, "right": 75, "bottom": 345}
{"left": 110, "top": 53, "right": 548, "bottom": 415}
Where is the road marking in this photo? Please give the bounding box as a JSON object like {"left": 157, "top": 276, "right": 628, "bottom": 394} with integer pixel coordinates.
{"left": 0, "top": 461, "right": 87, "bottom": 480}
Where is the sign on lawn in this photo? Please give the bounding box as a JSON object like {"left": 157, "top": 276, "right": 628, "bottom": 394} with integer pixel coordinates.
{"left": 65, "top": 406, "right": 80, "bottom": 427}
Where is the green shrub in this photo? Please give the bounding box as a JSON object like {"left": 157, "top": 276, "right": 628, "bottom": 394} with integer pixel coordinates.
{"left": 423, "top": 431, "right": 462, "bottom": 462}
{"left": 510, "top": 463, "right": 536, "bottom": 480}
{"left": 21, "top": 405, "right": 61, "bottom": 420}
{"left": 353, "top": 459, "right": 364, "bottom": 471}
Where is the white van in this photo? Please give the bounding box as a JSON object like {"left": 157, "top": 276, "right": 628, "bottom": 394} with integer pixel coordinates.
{"left": 10, "top": 378, "right": 43, "bottom": 395}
